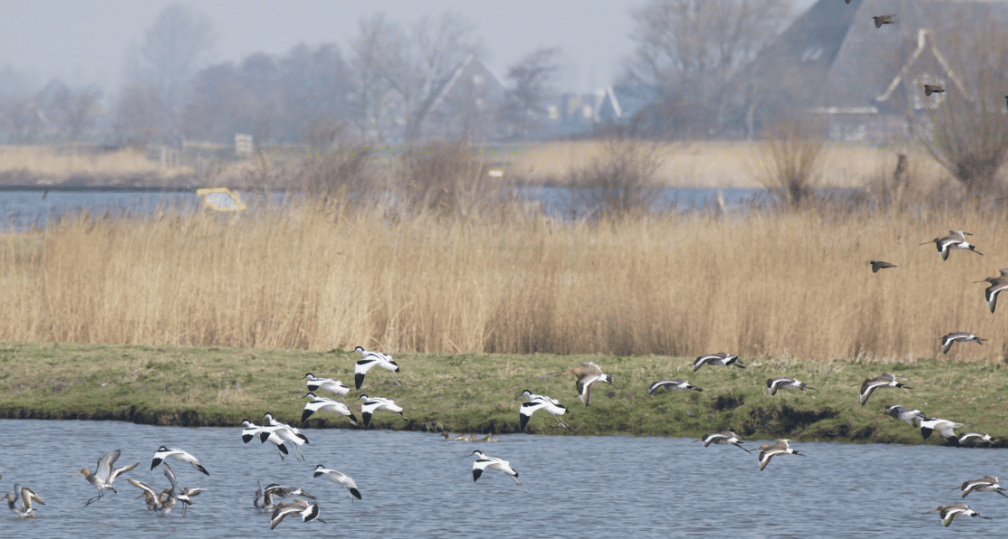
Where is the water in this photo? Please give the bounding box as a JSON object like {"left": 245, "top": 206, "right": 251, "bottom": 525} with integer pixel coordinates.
{"left": 1, "top": 419, "right": 1002, "bottom": 537}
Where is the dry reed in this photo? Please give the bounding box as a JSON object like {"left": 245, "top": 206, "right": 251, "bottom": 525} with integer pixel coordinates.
{"left": 2, "top": 198, "right": 1006, "bottom": 361}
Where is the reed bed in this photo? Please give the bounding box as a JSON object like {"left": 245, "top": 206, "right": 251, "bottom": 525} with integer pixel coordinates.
{"left": 1, "top": 198, "right": 1006, "bottom": 361}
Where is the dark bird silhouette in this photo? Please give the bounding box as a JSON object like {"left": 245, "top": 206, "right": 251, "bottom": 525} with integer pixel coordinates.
{"left": 873, "top": 15, "right": 895, "bottom": 28}
{"left": 870, "top": 260, "right": 896, "bottom": 273}
{"left": 924, "top": 84, "right": 945, "bottom": 96}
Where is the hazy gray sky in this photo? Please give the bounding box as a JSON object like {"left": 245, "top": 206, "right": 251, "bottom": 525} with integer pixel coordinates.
{"left": 0, "top": 0, "right": 816, "bottom": 96}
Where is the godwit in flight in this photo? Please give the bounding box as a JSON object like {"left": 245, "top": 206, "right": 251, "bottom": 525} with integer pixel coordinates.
{"left": 757, "top": 439, "right": 804, "bottom": 471}
{"left": 767, "top": 377, "right": 814, "bottom": 395}
{"left": 74, "top": 449, "right": 138, "bottom": 506}
{"left": 859, "top": 373, "right": 911, "bottom": 406}
{"left": 699, "top": 431, "right": 751, "bottom": 453}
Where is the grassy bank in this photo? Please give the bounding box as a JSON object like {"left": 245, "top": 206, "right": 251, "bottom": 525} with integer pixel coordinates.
{"left": 1, "top": 341, "right": 1004, "bottom": 446}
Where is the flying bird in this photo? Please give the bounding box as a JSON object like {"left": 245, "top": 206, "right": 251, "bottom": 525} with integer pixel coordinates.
{"left": 313, "top": 465, "right": 361, "bottom": 501}
{"left": 699, "top": 431, "right": 751, "bottom": 453}
{"left": 914, "top": 417, "right": 970, "bottom": 443}
{"left": 923, "top": 84, "right": 945, "bottom": 96}
{"left": 575, "top": 362, "right": 615, "bottom": 406}
{"left": 940, "top": 332, "right": 985, "bottom": 354}
{"left": 358, "top": 395, "right": 406, "bottom": 427}
{"left": 767, "top": 377, "right": 814, "bottom": 396}
{"left": 869, "top": 260, "right": 896, "bottom": 273}
{"left": 128, "top": 478, "right": 163, "bottom": 511}
{"left": 757, "top": 439, "right": 804, "bottom": 471}
{"left": 693, "top": 352, "right": 745, "bottom": 372}
{"left": 648, "top": 379, "right": 703, "bottom": 394}
{"left": 353, "top": 346, "right": 400, "bottom": 389}
{"left": 519, "top": 398, "right": 568, "bottom": 430}
{"left": 859, "top": 373, "right": 911, "bottom": 406}
{"left": 872, "top": 14, "right": 895, "bottom": 28}
{"left": 151, "top": 446, "right": 210, "bottom": 476}
{"left": 75, "top": 449, "right": 138, "bottom": 506}
{"left": 302, "top": 393, "right": 358, "bottom": 426}
{"left": 925, "top": 503, "right": 990, "bottom": 527}
{"left": 270, "top": 499, "right": 325, "bottom": 530}
{"left": 884, "top": 405, "right": 928, "bottom": 425}
{"left": 920, "top": 230, "right": 982, "bottom": 260}
{"left": 958, "top": 431, "right": 999, "bottom": 447}
{"left": 953, "top": 476, "right": 1007, "bottom": 498}
{"left": 3, "top": 485, "right": 44, "bottom": 518}
{"left": 974, "top": 269, "right": 1008, "bottom": 313}
{"left": 242, "top": 419, "right": 289, "bottom": 460}
{"left": 304, "top": 373, "right": 350, "bottom": 398}
{"left": 469, "top": 450, "right": 521, "bottom": 485}
{"left": 161, "top": 462, "right": 193, "bottom": 516}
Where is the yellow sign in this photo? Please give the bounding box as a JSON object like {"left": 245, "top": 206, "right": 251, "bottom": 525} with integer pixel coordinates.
{"left": 196, "top": 187, "right": 247, "bottom": 212}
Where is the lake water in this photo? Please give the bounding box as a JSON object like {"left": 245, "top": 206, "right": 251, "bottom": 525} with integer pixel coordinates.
{"left": 0, "top": 187, "right": 762, "bottom": 230}
{"left": 1, "top": 419, "right": 1003, "bottom": 537}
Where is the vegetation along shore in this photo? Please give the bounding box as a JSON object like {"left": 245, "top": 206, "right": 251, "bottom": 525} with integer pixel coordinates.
{"left": 0, "top": 341, "right": 1004, "bottom": 447}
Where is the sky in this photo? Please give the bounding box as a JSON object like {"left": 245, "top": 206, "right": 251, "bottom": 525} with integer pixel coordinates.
{"left": 0, "top": 0, "right": 818, "bottom": 97}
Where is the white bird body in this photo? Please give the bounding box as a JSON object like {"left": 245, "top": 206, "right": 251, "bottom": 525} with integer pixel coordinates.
{"left": 262, "top": 413, "right": 309, "bottom": 460}
{"left": 700, "top": 431, "right": 751, "bottom": 453}
{"left": 353, "top": 346, "right": 400, "bottom": 389}
{"left": 358, "top": 395, "right": 406, "bottom": 427}
{"left": 649, "top": 379, "right": 703, "bottom": 394}
{"left": 470, "top": 450, "right": 521, "bottom": 485}
{"left": 313, "top": 465, "right": 362, "bottom": 500}
{"left": 4, "top": 485, "right": 44, "bottom": 518}
{"left": 270, "top": 499, "right": 324, "bottom": 530}
{"left": 519, "top": 398, "right": 568, "bottom": 430}
{"left": 302, "top": 393, "right": 358, "bottom": 425}
{"left": 243, "top": 419, "right": 290, "bottom": 459}
{"left": 515, "top": 389, "right": 560, "bottom": 405}
{"left": 576, "top": 362, "right": 614, "bottom": 406}
{"left": 304, "top": 373, "right": 350, "bottom": 397}
{"left": 75, "top": 449, "right": 138, "bottom": 506}
{"left": 151, "top": 446, "right": 210, "bottom": 476}
{"left": 914, "top": 417, "right": 970, "bottom": 443}
{"left": 757, "top": 439, "right": 804, "bottom": 471}
{"left": 926, "top": 503, "right": 991, "bottom": 527}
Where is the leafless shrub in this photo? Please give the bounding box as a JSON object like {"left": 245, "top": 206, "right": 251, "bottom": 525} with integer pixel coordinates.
{"left": 396, "top": 141, "right": 493, "bottom": 218}
{"left": 293, "top": 144, "right": 377, "bottom": 200}
{"left": 757, "top": 120, "right": 826, "bottom": 208}
{"left": 568, "top": 137, "right": 664, "bottom": 218}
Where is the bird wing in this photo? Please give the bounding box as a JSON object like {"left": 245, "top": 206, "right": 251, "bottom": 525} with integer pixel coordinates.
{"left": 97, "top": 449, "right": 120, "bottom": 481}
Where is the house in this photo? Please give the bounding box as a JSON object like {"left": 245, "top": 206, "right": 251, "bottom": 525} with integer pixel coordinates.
{"left": 416, "top": 55, "right": 507, "bottom": 142}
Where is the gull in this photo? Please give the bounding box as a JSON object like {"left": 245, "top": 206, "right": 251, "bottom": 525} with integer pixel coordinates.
{"left": 519, "top": 398, "right": 568, "bottom": 430}
{"left": 958, "top": 431, "right": 1000, "bottom": 447}
{"left": 576, "top": 362, "right": 615, "bottom": 406}
{"left": 953, "top": 476, "right": 1008, "bottom": 498}
{"left": 884, "top": 405, "right": 929, "bottom": 426}
{"left": 872, "top": 14, "right": 895, "bottom": 28}
{"left": 974, "top": 269, "right": 1008, "bottom": 313}
{"left": 767, "top": 377, "right": 814, "bottom": 396}
{"left": 242, "top": 419, "right": 289, "bottom": 460}
{"left": 151, "top": 446, "right": 210, "bottom": 476}
{"left": 128, "top": 478, "right": 163, "bottom": 511}
{"left": 648, "top": 379, "right": 703, "bottom": 394}
{"left": 869, "top": 260, "right": 896, "bottom": 273}
{"left": 75, "top": 449, "right": 138, "bottom": 506}
{"left": 920, "top": 230, "right": 982, "bottom": 261}
{"left": 693, "top": 352, "right": 745, "bottom": 372}
{"left": 925, "top": 503, "right": 990, "bottom": 527}
{"left": 757, "top": 439, "right": 804, "bottom": 471}
{"left": 262, "top": 413, "right": 309, "bottom": 460}
{"left": 270, "top": 499, "right": 325, "bottom": 530}
{"left": 304, "top": 373, "right": 350, "bottom": 398}
{"left": 353, "top": 346, "right": 400, "bottom": 389}
{"left": 302, "top": 393, "right": 358, "bottom": 426}
{"left": 358, "top": 395, "right": 406, "bottom": 428}
{"left": 161, "top": 462, "right": 192, "bottom": 516}
{"left": 313, "top": 465, "right": 362, "bottom": 501}
{"left": 924, "top": 84, "right": 945, "bottom": 96}
{"left": 469, "top": 450, "right": 521, "bottom": 485}
{"left": 4, "top": 485, "right": 44, "bottom": 518}
{"left": 941, "top": 332, "right": 985, "bottom": 354}
{"left": 913, "top": 417, "right": 970, "bottom": 443}
{"left": 699, "top": 431, "right": 751, "bottom": 453}
{"left": 859, "top": 373, "right": 911, "bottom": 406}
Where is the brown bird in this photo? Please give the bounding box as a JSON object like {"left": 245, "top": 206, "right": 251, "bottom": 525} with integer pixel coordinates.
{"left": 873, "top": 14, "right": 895, "bottom": 28}
{"left": 974, "top": 268, "right": 1008, "bottom": 313}
{"left": 924, "top": 84, "right": 945, "bottom": 96}
{"left": 869, "top": 260, "right": 896, "bottom": 273}
{"left": 925, "top": 503, "right": 990, "bottom": 527}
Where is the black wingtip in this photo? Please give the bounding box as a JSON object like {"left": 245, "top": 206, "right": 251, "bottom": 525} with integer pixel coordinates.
{"left": 350, "top": 488, "right": 362, "bottom": 499}
{"left": 355, "top": 373, "right": 365, "bottom": 390}
{"left": 150, "top": 458, "right": 161, "bottom": 470}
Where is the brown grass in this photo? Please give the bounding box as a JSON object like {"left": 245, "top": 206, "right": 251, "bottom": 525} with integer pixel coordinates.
{"left": 1, "top": 198, "right": 1006, "bottom": 361}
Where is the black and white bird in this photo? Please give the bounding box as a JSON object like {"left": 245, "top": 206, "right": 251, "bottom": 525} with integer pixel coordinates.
{"left": 3, "top": 485, "right": 44, "bottom": 518}
{"left": 519, "top": 398, "right": 568, "bottom": 430}
{"left": 304, "top": 373, "right": 350, "bottom": 398}
{"left": 925, "top": 503, "right": 991, "bottom": 527}
{"left": 469, "top": 450, "right": 521, "bottom": 485}
{"left": 242, "top": 419, "right": 289, "bottom": 459}
{"left": 953, "top": 476, "right": 1007, "bottom": 498}
{"left": 161, "top": 462, "right": 193, "bottom": 516}
{"left": 270, "top": 499, "right": 325, "bottom": 530}
{"left": 975, "top": 269, "right": 1008, "bottom": 313}
{"left": 515, "top": 389, "right": 557, "bottom": 403}
{"left": 353, "top": 346, "right": 400, "bottom": 389}
{"left": 358, "top": 395, "right": 405, "bottom": 427}
{"left": 913, "top": 417, "right": 970, "bottom": 444}
{"left": 700, "top": 431, "right": 751, "bottom": 453}
{"left": 151, "top": 446, "right": 210, "bottom": 476}
{"left": 941, "top": 332, "right": 985, "bottom": 354}
{"left": 767, "top": 377, "right": 814, "bottom": 396}
{"left": 693, "top": 352, "right": 745, "bottom": 372}
{"left": 74, "top": 449, "right": 138, "bottom": 506}
{"left": 884, "top": 405, "right": 929, "bottom": 426}
{"left": 648, "top": 379, "right": 703, "bottom": 394}
{"left": 921, "top": 230, "right": 982, "bottom": 261}
{"left": 302, "top": 393, "right": 358, "bottom": 426}
{"left": 313, "top": 465, "right": 362, "bottom": 501}
{"left": 859, "top": 373, "right": 911, "bottom": 406}
{"left": 958, "top": 431, "right": 999, "bottom": 447}
{"left": 757, "top": 439, "right": 804, "bottom": 471}
{"left": 262, "top": 413, "right": 309, "bottom": 460}
{"left": 575, "top": 362, "right": 615, "bottom": 406}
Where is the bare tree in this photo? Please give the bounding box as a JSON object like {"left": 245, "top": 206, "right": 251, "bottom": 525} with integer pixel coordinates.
{"left": 115, "top": 83, "right": 165, "bottom": 147}
{"left": 0, "top": 95, "right": 39, "bottom": 143}
{"left": 346, "top": 13, "right": 407, "bottom": 141}
{"left": 623, "top": 0, "right": 790, "bottom": 137}
{"left": 501, "top": 47, "right": 562, "bottom": 139}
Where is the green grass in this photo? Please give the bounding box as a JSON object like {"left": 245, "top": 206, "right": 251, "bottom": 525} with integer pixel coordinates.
{"left": 1, "top": 341, "right": 1005, "bottom": 446}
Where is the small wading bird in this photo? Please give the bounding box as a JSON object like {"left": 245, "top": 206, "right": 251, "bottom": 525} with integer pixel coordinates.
{"left": 304, "top": 373, "right": 350, "bottom": 398}
{"left": 575, "top": 362, "right": 615, "bottom": 406}
{"left": 699, "top": 431, "right": 751, "bottom": 453}
{"left": 270, "top": 499, "right": 325, "bottom": 530}
{"left": 925, "top": 503, "right": 990, "bottom": 527}
{"left": 872, "top": 14, "right": 895, "bottom": 28}
{"left": 757, "top": 439, "right": 804, "bottom": 471}
{"left": 869, "top": 260, "right": 896, "bottom": 273}
{"left": 693, "top": 352, "right": 745, "bottom": 372}
{"left": 884, "top": 405, "right": 928, "bottom": 426}
{"left": 924, "top": 84, "right": 945, "bottom": 96}
{"left": 302, "top": 393, "right": 358, "bottom": 426}
{"left": 469, "top": 450, "right": 521, "bottom": 485}
{"left": 859, "top": 373, "right": 911, "bottom": 406}
{"left": 913, "top": 417, "right": 970, "bottom": 444}
{"left": 358, "top": 395, "right": 406, "bottom": 428}
{"left": 920, "top": 230, "right": 982, "bottom": 260}
{"left": 313, "top": 465, "right": 361, "bottom": 501}
{"left": 974, "top": 269, "right": 1008, "bottom": 313}
{"left": 767, "top": 377, "right": 814, "bottom": 396}
{"left": 75, "top": 449, "right": 138, "bottom": 506}
{"left": 648, "top": 379, "right": 703, "bottom": 394}
{"left": 4, "top": 485, "right": 44, "bottom": 518}
{"left": 353, "top": 346, "right": 400, "bottom": 389}
{"left": 241, "top": 419, "right": 289, "bottom": 460}
{"left": 151, "top": 446, "right": 210, "bottom": 476}
{"left": 940, "top": 331, "right": 985, "bottom": 354}
{"left": 958, "top": 431, "right": 999, "bottom": 447}
{"left": 953, "top": 476, "right": 1007, "bottom": 498}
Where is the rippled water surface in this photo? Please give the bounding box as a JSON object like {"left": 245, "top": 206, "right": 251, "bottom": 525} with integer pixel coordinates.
{"left": 1, "top": 419, "right": 1004, "bottom": 537}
